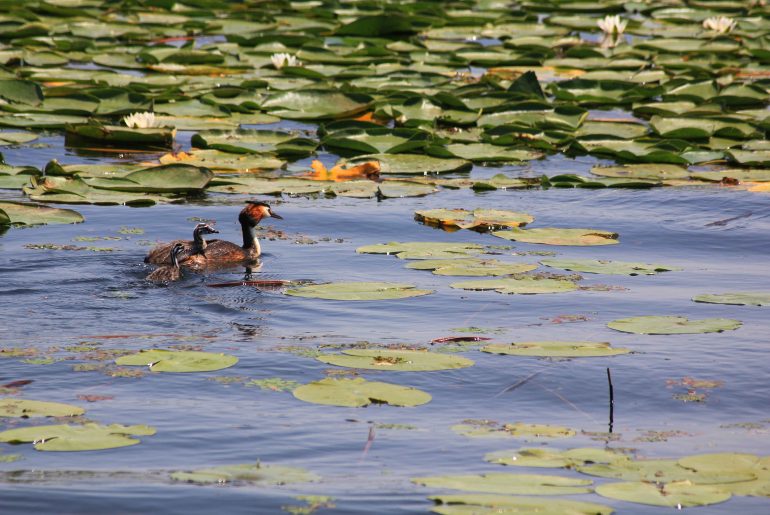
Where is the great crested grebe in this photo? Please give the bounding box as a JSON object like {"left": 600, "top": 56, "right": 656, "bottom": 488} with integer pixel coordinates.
{"left": 145, "top": 223, "right": 219, "bottom": 266}
{"left": 203, "top": 201, "right": 283, "bottom": 263}
{"left": 146, "top": 243, "right": 184, "bottom": 283}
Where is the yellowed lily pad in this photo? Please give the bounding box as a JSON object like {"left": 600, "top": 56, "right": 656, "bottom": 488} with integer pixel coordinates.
{"left": 451, "top": 277, "right": 578, "bottom": 295}
{"left": 408, "top": 258, "right": 538, "bottom": 277}
{"left": 0, "top": 399, "right": 85, "bottom": 418}
{"left": 293, "top": 377, "right": 431, "bottom": 407}
{"left": 429, "top": 494, "right": 614, "bottom": 515}
{"left": 492, "top": 228, "right": 619, "bottom": 246}
{"left": 171, "top": 462, "right": 319, "bottom": 485}
{"left": 452, "top": 421, "right": 575, "bottom": 439}
{"left": 412, "top": 472, "right": 592, "bottom": 495}
{"left": 482, "top": 341, "right": 630, "bottom": 358}
{"left": 115, "top": 349, "right": 238, "bottom": 372}
{"left": 595, "top": 481, "right": 731, "bottom": 508}
{"left": 485, "top": 447, "right": 628, "bottom": 468}
{"left": 415, "top": 208, "right": 534, "bottom": 231}
{"left": 0, "top": 423, "right": 156, "bottom": 451}
{"left": 285, "top": 282, "right": 432, "bottom": 300}
{"left": 317, "top": 349, "right": 473, "bottom": 371}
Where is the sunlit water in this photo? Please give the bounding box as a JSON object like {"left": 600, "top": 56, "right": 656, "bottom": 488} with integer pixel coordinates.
{"left": 1, "top": 135, "right": 769, "bottom": 514}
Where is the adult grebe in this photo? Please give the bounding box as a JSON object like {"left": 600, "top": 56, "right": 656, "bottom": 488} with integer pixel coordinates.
{"left": 146, "top": 243, "right": 184, "bottom": 283}
{"left": 203, "top": 201, "right": 283, "bottom": 263}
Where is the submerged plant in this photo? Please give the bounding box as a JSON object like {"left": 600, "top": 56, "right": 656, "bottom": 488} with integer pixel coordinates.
{"left": 703, "top": 16, "right": 736, "bottom": 34}
{"left": 122, "top": 112, "right": 158, "bottom": 129}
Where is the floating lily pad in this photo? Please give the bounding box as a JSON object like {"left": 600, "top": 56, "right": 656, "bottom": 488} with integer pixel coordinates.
{"left": 356, "top": 241, "right": 484, "bottom": 260}
{"left": 285, "top": 282, "right": 432, "bottom": 301}
{"left": 411, "top": 259, "right": 539, "bottom": 277}
{"left": 429, "top": 494, "right": 613, "bottom": 515}
{"left": 0, "top": 201, "right": 83, "bottom": 226}
{"left": 171, "top": 462, "right": 319, "bottom": 485}
{"left": 607, "top": 316, "right": 742, "bottom": 335}
{"left": 293, "top": 377, "right": 431, "bottom": 407}
{"left": 0, "top": 423, "right": 156, "bottom": 451}
{"left": 485, "top": 447, "right": 628, "bottom": 469}
{"left": 261, "top": 90, "right": 372, "bottom": 120}
{"left": 0, "top": 399, "right": 85, "bottom": 418}
{"left": 590, "top": 164, "right": 689, "bottom": 180}
{"left": 452, "top": 421, "right": 575, "bottom": 439}
{"left": 451, "top": 277, "right": 578, "bottom": 295}
{"left": 492, "top": 228, "right": 619, "bottom": 246}
{"left": 541, "top": 259, "right": 680, "bottom": 276}
{"left": 65, "top": 123, "right": 176, "bottom": 148}
{"left": 83, "top": 164, "right": 213, "bottom": 193}
{"left": 595, "top": 481, "right": 731, "bottom": 508}
{"left": 412, "top": 472, "right": 592, "bottom": 495}
{"left": 346, "top": 153, "right": 472, "bottom": 175}
{"left": 415, "top": 208, "right": 534, "bottom": 231}
{"left": 115, "top": 349, "right": 238, "bottom": 373}
{"left": 317, "top": 349, "right": 473, "bottom": 372}
{"left": 692, "top": 292, "right": 770, "bottom": 307}
{"left": 439, "top": 143, "right": 542, "bottom": 163}
{"left": 482, "top": 341, "right": 630, "bottom": 358}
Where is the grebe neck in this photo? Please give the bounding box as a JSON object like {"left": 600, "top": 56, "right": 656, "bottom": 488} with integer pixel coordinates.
{"left": 241, "top": 222, "right": 260, "bottom": 254}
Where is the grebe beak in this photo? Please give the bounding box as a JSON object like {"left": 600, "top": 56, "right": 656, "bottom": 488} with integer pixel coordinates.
{"left": 269, "top": 210, "right": 283, "bottom": 220}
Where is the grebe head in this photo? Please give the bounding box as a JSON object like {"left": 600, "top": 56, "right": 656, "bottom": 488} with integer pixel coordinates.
{"left": 171, "top": 242, "right": 186, "bottom": 267}
{"left": 194, "top": 223, "right": 219, "bottom": 236}
{"left": 240, "top": 201, "right": 283, "bottom": 227}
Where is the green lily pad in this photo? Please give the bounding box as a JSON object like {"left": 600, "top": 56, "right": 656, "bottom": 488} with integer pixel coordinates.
{"left": 0, "top": 201, "right": 83, "bottom": 226}
{"left": 429, "top": 494, "right": 613, "bottom": 515}
{"left": 607, "top": 316, "right": 742, "bottom": 335}
{"left": 595, "top": 481, "right": 731, "bottom": 508}
{"left": 485, "top": 447, "right": 628, "bottom": 469}
{"left": 439, "top": 143, "right": 542, "bottom": 163}
{"left": 356, "top": 241, "right": 484, "bottom": 260}
{"left": 0, "top": 399, "right": 85, "bottom": 418}
{"left": 171, "top": 462, "right": 319, "bottom": 485}
{"left": 413, "top": 259, "right": 539, "bottom": 277}
{"left": 412, "top": 472, "right": 593, "bottom": 495}
{"left": 482, "top": 341, "right": 630, "bottom": 358}
{"left": 579, "top": 458, "right": 757, "bottom": 485}
{"left": 24, "top": 175, "right": 172, "bottom": 206}
{"left": 286, "top": 282, "right": 432, "bottom": 301}
{"left": 492, "top": 228, "right": 619, "bottom": 246}
{"left": 115, "top": 349, "right": 238, "bottom": 373}
{"left": 0, "top": 79, "right": 43, "bottom": 105}
{"left": 83, "top": 164, "right": 213, "bottom": 193}
{"left": 261, "top": 90, "right": 372, "bottom": 120}
{"left": 451, "top": 277, "right": 578, "bottom": 295}
{"left": 692, "top": 292, "right": 770, "bottom": 306}
{"left": 0, "top": 131, "right": 38, "bottom": 145}
{"left": 452, "top": 421, "right": 575, "bottom": 439}
{"left": 0, "top": 423, "right": 156, "bottom": 451}
{"left": 415, "top": 208, "right": 534, "bottom": 231}
{"left": 191, "top": 129, "right": 316, "bottom": 158}
{"left": 541, "top": 259, "right": 680, "bottom": 275}
{"left": 293, "top": 377, "right": 431, "bottom": 407}
{"left": 159, "top": 149, "right": 284, "bottom": 173}
{"left": 317, "top": 349, "right": 473, "bottom": 372}
{"left": 345, "top": 153, "right": 472, "bottom": 175}
{"left": 65, "top": 123, "right": 176, "bottom": 148}
{"left": 690, "top": 169, "right": 770, "bottom": 183}
{"left": 590, "top": 164, "right": 689, "bottom": 180}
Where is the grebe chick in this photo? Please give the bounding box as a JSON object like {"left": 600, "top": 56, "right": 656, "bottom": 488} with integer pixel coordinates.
{"left": 146, "top": 243, "right": 185, "bottom": 284}
{"left": 204, "top": 201, "right": 282, "bottom": 263}
{"left": 144, "top": 223, "right": 219, "bottom": 266}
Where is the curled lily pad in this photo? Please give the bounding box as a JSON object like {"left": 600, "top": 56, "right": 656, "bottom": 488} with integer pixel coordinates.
{"left": 486, "top": 447, "right": 628, "bottom": 468}
{"left": 482, "top": 341, "right": 630, "bottom": 358}
{"left": 0, "top": 423, "right": 156, "bottom": 451}
{"left": 415, "top": 208, "right": 534, "bottom": 231}
{"left": 293, "top": 377, "right": 431, "bottom": 407}
{"left": 595, "top": 481, "right": 731, "bottom": 508}
{"left": 429, "top": 494, "right": 613, "bottom": 515}
{"left": 285, "top": 282, "right": 432, "bottom": 301}
{"left": 115, "top": 349, "right": 238, "bottom": 372}
{"left": 541, "top": 259, "right": 680, "bottom": 276}
{"left": 692, "top": 292, "right": 770, "bottom": 307}
{"left": 171, "top": 462, "right": 319, "bottom": 485}
{"left": 412, "top": 472, "right": 592, "bottom": 495}
{"left": 0, "top": 399, "right": 85, "bottom": 418}
{"left": 0, "top": 201, "right": 83, "bottom": 226}
{"left": 492, "top": 228, "right": 619, "bottom": 246}
{"left": 607, "top": 316, "right": 742, "bottom": 335}
{"left": 452, "top": 421, "right": 575, "bottom": 439}
{"left": 65, "top": 123, "right": 176, "bottom": 148}
{"left": 451, "top": 277, "right": 578, "bottom": 295}
{"left": 317, "top": 349, "right": 473, "bottom": 372}
{"left": 356, "top": 241, "right": 483, "bottom": 260}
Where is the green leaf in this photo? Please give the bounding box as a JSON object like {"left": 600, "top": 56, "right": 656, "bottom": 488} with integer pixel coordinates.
{"left": 261, "top": 90, "right": 372, "bottom": 120}
{"left": 595, "top": 481, "right": 731, "bottom": 508}
{"left": 65, "top": 123, "right": 176, "bottom": 148}
{"left": 0, "top": 201, "right": 83, "bottom": 226}
{"left": 492, "top": 228, "right": 619, "bottom": 246}
{"left": 452, "top": 421, "right": 575, "bottom": 439}
{"left": 356, "top": 241, "right": 483, "bottom": 260}
{"left": 607, "top": 316, "right": 742, "bottom": 335}
{"left": 293, "top": 377, "right": 431, "bottom": 407}
{"left": 0, "top": 79, "right": 43, "bottom": 105}
{"left": 412, "top": 472, "right": 592, "bottom": 495}
{"left": 0, "top": 399, "right": 85, "bottom": 418}
{"left": 482, "top": 341, "right": 630, "bottom": 358}
{"left": 285, "top": 282, "right": 432, "bottom": 301}
{"left": 84, "top": 164, "right": 213, "bottom": 193}
{"left": 171, "top": 462, "right": 319, "bottom": 485}
{"left": 429, "top": 494, "right": 613, "bottom": 515}
{"left": 590, "top": 164, "right": 689, "bottom": 180}
{"left": 115, "top": 349, "right": 238, "bottom": 373}
{"left": 690, "top": 169, "right": 770, "bottom": 183}
{"left": 0, "top": 423, "right": 156, "bottom": 451}
{"left": 541, "top": 259, "right": 680, "bottom": 275}
{"left": 414, "top": 259, "right": 539, "bottom": 277}
{"left": 317, "top": 349, "right": 474, "bottom": 372}
{"left": 415, "top": 208, "right": 533, "bottom": 230}
{"left": 485, "top": 447, "right": 628, "bottom": 468}
{"left": 692, "top": 292, "right": 770, "bottom": 307}
{"left": 345, "top": 153, "right": 472, "bottom": 175}
{"left": 450, "top": 277, "right": 579, "bottom": 295}
{"left": 438, "top": 143, "right": 542, "bottom": 163}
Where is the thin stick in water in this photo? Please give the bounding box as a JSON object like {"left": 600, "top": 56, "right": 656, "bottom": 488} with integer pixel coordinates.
{"left": 607, "top": 367, "right": 615, "bottom": 433}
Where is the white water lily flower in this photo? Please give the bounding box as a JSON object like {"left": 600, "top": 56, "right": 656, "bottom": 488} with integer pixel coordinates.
{"left": 703, "top": 16, "right": 736, "bottom": 34}
{"left": 123, "top": 112, "right": 158, "bottom": 129}
{"left": 597, "top": 15, "right": 628, "bottom": 35}
{"left": 271, "top": 52, "right": 299, "bottom": 69}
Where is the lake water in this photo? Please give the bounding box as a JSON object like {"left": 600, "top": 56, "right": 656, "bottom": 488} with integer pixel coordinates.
{"left": 1, "top": 134, "right": 769, "bottom": 514}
